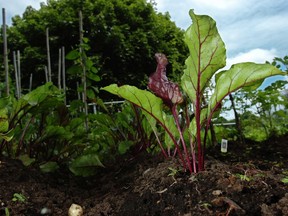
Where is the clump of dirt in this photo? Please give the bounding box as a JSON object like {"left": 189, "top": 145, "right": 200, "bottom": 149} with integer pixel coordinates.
{"left": 0, "top": 134, "right": 287, "bottom": 215}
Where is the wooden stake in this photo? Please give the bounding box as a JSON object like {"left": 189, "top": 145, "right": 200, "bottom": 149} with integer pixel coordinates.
{"left": 62, "top": 46, "right": 66, "bottom": 105}
{"left": 17, "top": 50, "right": 21, "bottom": 97}
{"left": 46, "top": 28, "right": 52, "bottom": 82}
{"left": 2, "top": 8, "right": 9, "bottom": 96}
{"left": 58, "top": 48, "right": 62, "bottom": 89}
{"left": 29, "top": 73, "right": 33, "bottom": 92}
{"left": 79, "top": 10, "right": 88, "bottom": 130}
{"left": 13, "top": 51, "right": 20, "bottom": 99}
{"left": 44, "top": 66, "right": 49, "bottom": 83}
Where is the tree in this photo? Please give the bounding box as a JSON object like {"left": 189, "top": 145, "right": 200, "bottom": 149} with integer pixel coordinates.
{"left": 3, "top": 0, "right": 188, "bottom": 100}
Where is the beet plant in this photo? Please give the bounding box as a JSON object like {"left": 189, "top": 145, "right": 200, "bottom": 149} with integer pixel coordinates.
{"left": 102, "top": 10, "right": 285, "bottom": 173}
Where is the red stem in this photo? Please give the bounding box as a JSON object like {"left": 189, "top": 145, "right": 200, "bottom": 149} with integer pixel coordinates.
{"left": 171, "top": 105, "right": 193, "bottom": 173}
{"left": 184, "top": 104, "right": 197, "bottom": 172}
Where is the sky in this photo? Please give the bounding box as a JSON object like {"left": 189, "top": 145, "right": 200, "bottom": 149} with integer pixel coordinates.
{"left": 155, "top": 0, "right": 288, "bottom": 63}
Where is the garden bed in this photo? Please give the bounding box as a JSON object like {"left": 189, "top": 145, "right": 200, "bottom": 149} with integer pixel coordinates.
{"left": 0, "top": 134, "right": 287, "bottom": 215}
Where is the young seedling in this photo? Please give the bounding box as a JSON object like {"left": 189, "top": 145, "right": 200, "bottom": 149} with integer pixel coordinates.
{"left": 12, "top": 193, "right": 26, "bottom": 203}
{"left": 168, "top": 167, "right": 179, "bottom": 183}
{"left": 5, "top": 207, "right": 10, "bottom": 216}
{"left": 102, "top": 10, "right": 285, "bottom": 173}
{"left": 235, "top": 171, "right": 251, "bottom": 182}
{"left": 281, "top": 171, "right": 288, "bottom": 184}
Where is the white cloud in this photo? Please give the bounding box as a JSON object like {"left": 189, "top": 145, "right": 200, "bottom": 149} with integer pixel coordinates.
{"left": 226, "top": 48, "right": 277, "bottom": 69}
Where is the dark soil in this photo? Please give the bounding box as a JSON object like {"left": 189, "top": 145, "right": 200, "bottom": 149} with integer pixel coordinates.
{"left": 1, "top": 135, "right": 288, "bottom": 216}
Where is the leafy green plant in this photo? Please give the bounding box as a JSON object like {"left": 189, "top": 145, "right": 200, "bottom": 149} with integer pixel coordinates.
{"left": 102, "top": 10, "right": 284, "bottom": 173}
{"left": 66, "top": 37, "right": 101, "bottom": 100}
{"left": 168, "top": 167, "right": 180, "bottom": 182}
{"left": 12, "top": 193, "right": 26, "bottom": 203}
{"left": 0, "top": 83, "right": 90, "bottom": 172}
{"left": 0, "top": 82, "right": 64, "bottom": 157}
{"left": 68, "top": 102, "right": 156, "bottom": 176}
{"left": 235, "top": 172, "right": 251, "bottom": 182}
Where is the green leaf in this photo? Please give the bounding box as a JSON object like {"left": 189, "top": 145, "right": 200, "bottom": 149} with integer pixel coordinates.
{"left": 93, "top": 97, "right": 108, "bottom": 113}
{"left": 69, "top": 154, "right": 104, "bottom": 177}
{"left": 40, "top": 162, "right": 59, "bottom": 173}
{"left": 181, "top": 9, "right": 226, "bottom": 104}
{"left": 91, "top": 66, "right": 98, "bottom": 74}
{"left": 189, "top": 108, "right": 208, "bottom": 138}
{"left": 82, "top": 37, "right": 89, "bottom": 44}
{"left": 118, "top": 140, "right": 134, "bottom": 154}
{"left": 5, "top": 207, "right": 10, "bottom": 216}
{"left": 87, "top": 89, "right": 96, "bottom": 99}
{"left": 281, "top": 178, "right": 288, "bottom": 184}
{"left": 164, "top": 114, "right": 179, "bottom": 148}
{"left": 22, "top": 82, "right": 55, "bottom": 106}
{"left": 66, "top": 49, "right": 80, "bottom": 60}
{"left": 18, "top": 154, "right": 35, "bottom": 166}
{"left": 86, "top": 58, "right": 94, "bottom": 69}
{"left": 12, "top": 193, "right": 26, "bottom": 202}
{"left": 209, "top": 63, "right": 285, "bottom": 116}
{"left": 0, "top": 108, "right": 9, "bottom": 133}
{"left": 0, "top": 129, "right": 14, "bottom": 141}
{"left": 101, "top": 84, "right": 166, "bottom": 126}
{"left": 67, "top": 65, "right": 82, "bottom": 75}
{"left": 87, "top": 73, "right": 100, "bottom": 82}
{"left": 0, "top": 96, "right": 12, "bottom": 109}
{"left": 41, "top": 125, "right": 72, "bottom": 141}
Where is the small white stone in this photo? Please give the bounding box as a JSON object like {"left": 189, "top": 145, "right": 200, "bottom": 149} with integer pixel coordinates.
{"left": 40, "top": 207, "right": 51, "bottom": 215}
{"left": 68, "top": 203, "right": 83, "bottom": 216}
{"left": 212, "top": 190, "right": 223, "bottom": 196}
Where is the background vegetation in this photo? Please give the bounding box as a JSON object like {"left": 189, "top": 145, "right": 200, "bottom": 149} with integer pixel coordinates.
{"left": 0, "top": 0, "right": 187, "bottom": 99}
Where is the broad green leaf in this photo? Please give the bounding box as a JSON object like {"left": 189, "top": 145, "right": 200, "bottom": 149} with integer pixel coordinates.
{"left": 69, "top": 154, "right": 104, "bottom": 177}
{"left": 40, "top": 162, "right": 59, "bottom": 173}
{"left": 141, "top": 115, "right": 154, "bottom": 138}
{"left": 12, "top": 97, "right": 28, "bottom": 117}
{"left": 66, "top": 49, "right": 79, "bottom": 60}
{"left": 0, "top": 129, "right": 14, "bottom": 141}
{"left": 18, "top": 154, "right": 35, "bottom": 166}
{"left": 118, "top": 140, "right": 134, "bottom": 154}
{"left": 86, "top": 58, "right": 94, "bottom": 69}
{"left": 22, "top": 82, "right": 55, "bottom": 106}
{"left": 101, "top": 84, "right": 166, "bottom": 126}
{"left": 67, "top": 65, "right": 82, "bottom": 75}
{"left": 215, "top": 71, "right": 264, "bottom": 91}
{"left": 91, "top": 66, "right": 98, "bottom": 74}
{"left": 209, "top": 62, "right": 285, "bottom": 116}
{"left": 87, "top": 73, "right": 100, "bottom": 82}
{"left": 181, "top": 9, "right": 226, "bottom": 104}
{"left": 164, "top": 114, "right": 179, "bottom": 149}
{"left": 189, "top": 108, "right": 208, "bottom": 138}
{"left": 87, "top": 89, "right": 96, "bottom": 99}
{"left": 40, "top": 125, "right": 72, "bottom": 141}
{"left": 0, "top": 96, "right": 12, "bottom": 109}
{"left": 102, "top": 85, "right": 183, "bottom": 150}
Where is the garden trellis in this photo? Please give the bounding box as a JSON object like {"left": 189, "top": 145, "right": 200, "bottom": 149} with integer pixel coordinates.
{"left": 1, "top": 9, "right": 84, "bottom": 113}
